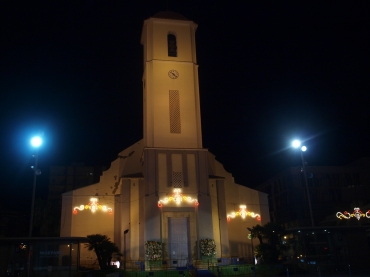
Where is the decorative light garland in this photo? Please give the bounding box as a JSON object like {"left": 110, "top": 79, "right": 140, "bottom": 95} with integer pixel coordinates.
{"left": 73, "top": 197, "right": 113, "bottom": 214}
{"left": 227, "top": 205, "right": 261, "bottom": 221}
{"left": 158, "top": 189, "right": 199, "bottom": 207}
{"left": 336, "top": 207, "right": 370, "bottom": 220}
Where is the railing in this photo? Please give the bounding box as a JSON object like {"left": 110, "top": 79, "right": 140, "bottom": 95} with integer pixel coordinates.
{"left": 123, "top": 258, "right": 250, "bottom": 272}
{"left": 80, "top": 258, "right": 370, "bottom": 276}
{"left": 124, "top": 259, "right": 193, "bottom": 271}
{"left": 121, "top": 260, "right": 194, "bottom": 277}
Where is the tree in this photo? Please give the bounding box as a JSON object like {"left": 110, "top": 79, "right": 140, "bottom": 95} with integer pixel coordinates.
{"left": 85, "top": 234, "right": 122, "bottom": 270}
{"left": 250, "top": 222, "right": 289, "bottom": 264}
{"left": 250, "top": 224, "right": 264, "bottom": 244}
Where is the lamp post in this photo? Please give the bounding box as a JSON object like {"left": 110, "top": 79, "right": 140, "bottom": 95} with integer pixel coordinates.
{"left": 292, "top": 140, "right": 314, "bottom": 227}
{"left": 247, "top": 228, "right": 255, "bottom": 265}
{"left": 27, "top": 136, "right": 42, "bottom": 277}
{"left": 124, "top": 229, "right": 129, "bottom": 270}
{"left": 29, "top": 136, "right": 42, "bottom": 237}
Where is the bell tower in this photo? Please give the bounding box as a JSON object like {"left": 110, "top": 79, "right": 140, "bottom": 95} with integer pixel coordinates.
{"left": 141, "top": 12, "right": 202, "bottom": 149}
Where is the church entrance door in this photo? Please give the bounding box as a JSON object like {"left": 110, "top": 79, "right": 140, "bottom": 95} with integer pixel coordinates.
{"left": 168, "top": 217, "right": 190, "bottom": 267}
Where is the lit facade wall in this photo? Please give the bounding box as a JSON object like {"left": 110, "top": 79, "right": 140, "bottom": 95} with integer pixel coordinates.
{"left": 207, "top": 151, "right": 268, "bottom": 258}
{"left": 141, "top": 17, "right": 202, "bottom": 149}
{"left": 60, "top": 12, "right": 270, "bottom": 266}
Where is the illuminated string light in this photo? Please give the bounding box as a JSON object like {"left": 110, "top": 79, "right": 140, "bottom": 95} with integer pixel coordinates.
{"left": 336, "top": 207, "right": 370, "bottom": 220}
{"left": 158, "top": 189, "right": 199, "bottom": 207}
{"left": 227, "top": 205, "right": 261, "bottom": 221}
{"left": 73, "top": 197, "right": 113, "bottom": 214}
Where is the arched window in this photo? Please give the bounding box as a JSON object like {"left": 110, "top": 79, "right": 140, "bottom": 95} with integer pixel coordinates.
{"left": 168, "top": 34, "right": 177, "bottom": 57}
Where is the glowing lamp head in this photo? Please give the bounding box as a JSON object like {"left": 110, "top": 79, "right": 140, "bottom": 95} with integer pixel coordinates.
{"left": 31, "top": 136, "right": 42, "bottom": 148}
{"left": 301, "top": 146, "right": 307, "bottom": 152}
{"left": 292, "top": 140, "right": 301, "bottom": 148}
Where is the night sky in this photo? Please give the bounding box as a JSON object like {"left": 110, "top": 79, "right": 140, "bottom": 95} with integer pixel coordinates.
{"left": 1, "top": 1, "right": 369, "bottom": 213}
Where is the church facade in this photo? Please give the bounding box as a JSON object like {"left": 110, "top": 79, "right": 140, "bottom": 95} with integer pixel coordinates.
{"left": 60, "top": 12, "right": 269, "bottom": 265}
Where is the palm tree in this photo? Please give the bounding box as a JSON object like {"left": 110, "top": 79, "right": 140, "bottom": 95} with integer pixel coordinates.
{"left": 251, "top": 222, "right": 289, "bottom": 264}
{"left": 85, "top": 234, "right": 122, "bottom": 270}
{"left": 250, "top": 224, "right": 264, "bottom": 244}
{"left": 101, "top": 240, "right": 121, "bottom": 268}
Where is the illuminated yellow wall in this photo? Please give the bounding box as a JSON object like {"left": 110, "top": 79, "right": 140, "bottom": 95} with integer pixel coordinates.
{"left": 130, "top": 178, "right": 140, "bottom": 260}
{"left": 207, "top": 151, "right": 269, "bottom": 258}
{"left": 209, "top": 180, "right": 221, "bottom": 257}
{"left": 72, "top": 195, "right": 115, "bottom": 260}
{"left": 60, "top": 147, "right": 130, "bottom": 262}
{"left": 156, "top": 150, "right": 200, "bottom": 201}
{"left": 60, "top": 13, "right": 270, "bottom": 265}
{"left": 63, "top": 157, "right": 120, "bottom": 237}
{"left": 187, "top": 154, "right": 197, "bottom": 185}
{"left": 157, "top": 153, "right": 168, "bottom": 187}
{"left": 141, "top": 18, "right": 197, "bottom": 65}
{"left": 141, "top": 17, "right": 202, "bottom": 149}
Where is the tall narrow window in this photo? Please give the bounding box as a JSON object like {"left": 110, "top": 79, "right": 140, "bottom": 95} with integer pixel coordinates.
{"left": 169, "top": 90, "right": 181, "bottom": 133}
{"left": 172, "top": 172, "right": 183, "bottom": 188}
{"left": 172, "top": 154, "right": 183, "bottom": 188}
{"left": 168, "top": 34, "right": 177, "bottom": 57}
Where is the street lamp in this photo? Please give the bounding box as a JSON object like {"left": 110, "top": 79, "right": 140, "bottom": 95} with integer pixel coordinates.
{"left": 29, "top": 136, "right": 42, "bottom": 237}
{"left": 292, "top": 140, "right": 314, "bottom": 227}
{"left": 247, "top": 228, "right": 255, "bottom": 265}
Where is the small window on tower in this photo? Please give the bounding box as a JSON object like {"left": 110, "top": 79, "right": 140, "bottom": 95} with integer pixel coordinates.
{"left": 168, "top": 34, "right": 177, "bottom": 57}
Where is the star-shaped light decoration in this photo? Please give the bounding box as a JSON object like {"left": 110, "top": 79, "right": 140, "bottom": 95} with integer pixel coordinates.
{"left": 158, "top": 189, "right": 199, "bottom": 207}
{"left": 336, "top": 207, "right": 370, "bottom": 220}
{"left": 73, "top": 197, "right": 113, "bottom": 214}
{"left": 227, "top": 205, "right": 261, "bottom": 221}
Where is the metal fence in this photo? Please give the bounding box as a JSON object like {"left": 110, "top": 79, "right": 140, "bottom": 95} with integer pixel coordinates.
{"left": 79, "top": 257, "right": 251, "bottom": 272}
{"left": 123, "top": 259, "right": 193, "bottom": 271}
{"left": 77, "top": 258, "right": 370, "bottom": 277}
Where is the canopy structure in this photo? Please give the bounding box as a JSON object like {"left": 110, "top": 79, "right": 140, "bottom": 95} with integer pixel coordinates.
{"left": 0, "top": 237, "right": 90, "bottom": 276}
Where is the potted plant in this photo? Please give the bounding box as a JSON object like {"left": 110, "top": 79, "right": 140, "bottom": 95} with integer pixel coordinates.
{"left": 145, "top": 241, "right": 162, "bottom": 269}
{"left": 199, "top": 239, "right": 216, "bottom": 262}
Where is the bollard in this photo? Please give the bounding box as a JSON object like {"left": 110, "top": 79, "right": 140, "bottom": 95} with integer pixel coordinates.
{"left": 348, "top": 264, "right": 352, "bottom": 277}
{"left": 286, "top": 267, "right": 289, "bottom": 277}
{"left": 317, "top": 266, "right": 321, "bottom": 277}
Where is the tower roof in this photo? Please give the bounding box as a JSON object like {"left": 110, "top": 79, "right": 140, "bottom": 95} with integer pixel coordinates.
{"left": 152, "top": 11, "right": 188, "bottom": 21}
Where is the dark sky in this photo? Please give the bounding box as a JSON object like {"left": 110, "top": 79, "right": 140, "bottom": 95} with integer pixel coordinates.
{"left": 1, "top": 1, "right": 369, "bottom": 213}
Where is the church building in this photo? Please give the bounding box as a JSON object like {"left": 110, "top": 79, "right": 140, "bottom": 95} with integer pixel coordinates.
{"left": 60, "top": 12, "right": 269, "bottom": 266}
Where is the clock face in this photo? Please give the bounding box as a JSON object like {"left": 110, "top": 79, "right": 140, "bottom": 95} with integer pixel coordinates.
{"left": 168, "top": 70, "right": 179, "bottom": 79}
